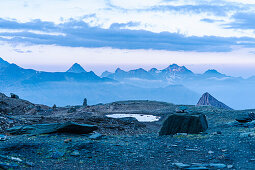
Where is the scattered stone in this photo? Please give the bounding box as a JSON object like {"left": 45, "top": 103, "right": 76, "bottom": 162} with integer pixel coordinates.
{"left": 10, "top": 156, "right": 22, "bottom": 162}
{"left": 208, "top": 150, "right": 214, "bottom": 154}
{"left": 64, "top": 138, "right": 72, "bottom": 143}
{"left": 0, "top": 134, "right": 7, "bottom": 141}
{"left": 51, "top": 151, "right": 65, "bottom": 159}
{"left": 185, "top": 149, "right": 200, "bottom": 152}
{"left": 0, "top": 162, "right": 19, "bottom": 169}
{"left": 240, "top": 132, "right": 255, "bottom": 138}
{"left": 227, "top": 165, "right": 233, "bottom": 169}
{"left": 186, "top": 166, "right": 208, "bottom": 170}
{"left": 7, "top": 121, "right": 98, "bottom": 135}
{"left": 176, "top": 133, "right": 188, "bottom": 136}
{"left": 10, "top": 93, "right": 19, "bottom": 99}
{"left": 89, "top": 133, "right": 103, "bottom": 140}
{"left": 175, "top": 106, "right": 188, "bottom": 113}
{"left": 71, "top": 150, "right": 80, "bottom": 156}
{"left": 68, "top": 107, "right": 76, "bottom": 113}
{"left": 172, "top": 163, "right": 190, "bottom": 169}
{"left": 208, "top": 163, "right": 226, "bottom": 169}
{"left": 159, "top": 113, "right": 208, "bottom": 135}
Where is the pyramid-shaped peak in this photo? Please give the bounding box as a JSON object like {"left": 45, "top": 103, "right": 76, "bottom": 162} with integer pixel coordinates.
{"left": 165, "top": 64, "right": 180, "bottom": 69}
{"left": 115, "top": 68, "right": 126, "bottom": 73}
{"left": 196, "top": 92, "right": 233, "bottom": 110}
{"left": 66, "top": 63, "right": 86, "bottom": 73}
{"left": 203, "top": 69, "right": 226, "bottom": 77}
{"left": 101, "top": 71, "right": 112, "bottom": 77}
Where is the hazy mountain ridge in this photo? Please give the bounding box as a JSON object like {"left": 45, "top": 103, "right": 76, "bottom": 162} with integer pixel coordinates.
{"left": 0, "top": 58, "right": 199, "bottom": 106}
{"left": 0, "top": 58, "right": 113, "bottom": 85}
{"left": 100, "top": 63, "right": 241, "bottom": 83}
{"left": 1, "top": 57, "right": 255, "bottom": 109}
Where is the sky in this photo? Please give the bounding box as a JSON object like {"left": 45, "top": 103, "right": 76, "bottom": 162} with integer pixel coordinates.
{"left": 1, "top": 0, "right": 255, "bottom": 77}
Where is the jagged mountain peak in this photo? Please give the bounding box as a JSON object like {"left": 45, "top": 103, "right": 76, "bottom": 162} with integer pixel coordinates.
{"left": 115, "top": 68, "right": 126, "bottom": 73}
{"left": 130, "top": 68, "right": 147, "bottom": 73}
{"left": 66, "top": 63, "right": 86, "bottom": 73}
{"left": 101, "top": 71, "right": 112, "bottom": 77}
{"left": 163, "top": 64, "right": 193, "bottom": 74}
{"left": 149, "top": 68, "right": 158, "bottom": 72}
{"left": 196, "top": 92, "right": 233, "bottom": 110}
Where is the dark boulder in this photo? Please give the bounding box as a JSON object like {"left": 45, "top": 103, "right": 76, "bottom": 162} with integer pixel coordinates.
{"left": 236, "top": 112, "right": 255, "bottom": 123}
{"left": 10, "top": 93, "right": 19, "bottom": 99}
{"left": 159, "top": 113, "right": 208, "bottom": 135}
{"left": 7, "top": 121, "right": 98, "bottom": 135}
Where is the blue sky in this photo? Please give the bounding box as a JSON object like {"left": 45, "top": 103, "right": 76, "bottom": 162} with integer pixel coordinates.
{"left": 1, "top": 0, "right": 255, "bottom": 77}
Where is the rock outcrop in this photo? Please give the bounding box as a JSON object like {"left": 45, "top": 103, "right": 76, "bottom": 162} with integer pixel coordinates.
{"left": 0, "top": 93, "right": 49, "bottom": 114}
{"left": 159, "top": 113, "right": 208, "bottom": 135}
{"left": 196, "top": 92, "right": 233, "bottom": 110}
{"left": 7, "top": 121, "right": 98, "bottom": 135}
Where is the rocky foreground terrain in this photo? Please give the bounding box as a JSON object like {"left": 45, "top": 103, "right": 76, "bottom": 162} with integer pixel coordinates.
{"left": 1, "top": 93, "right": 255, "bottom": 169}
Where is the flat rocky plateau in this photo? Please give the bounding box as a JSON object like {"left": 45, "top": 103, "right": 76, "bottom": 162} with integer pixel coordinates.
{"left": 1, "top": 97, "right": 255, "bottom": 169}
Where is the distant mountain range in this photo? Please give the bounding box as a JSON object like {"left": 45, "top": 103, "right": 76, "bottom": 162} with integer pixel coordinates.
{"left": 0, "top": 58, "right": 112, "bottom": 85}
{"left": 100, "top": 63, "right": 235, "bottom": 83}
{"left": 0, "top": 57, "right": 200, "bottom": 106}
{"left": 1, "top": 57, "right": 255, "bottom": 109}
{"left": 0, "top": 57, "right": 242, "bottom": 84}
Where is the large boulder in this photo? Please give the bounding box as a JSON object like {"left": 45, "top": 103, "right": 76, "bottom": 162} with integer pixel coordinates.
{"left": 236, "top": 112, "right": 255, "bottom": 123}
{"left": 159, "top": 113, "right": 208, "bottom": 135}
{"left": 7, "top": 121, "right": 98, "bottom": 135}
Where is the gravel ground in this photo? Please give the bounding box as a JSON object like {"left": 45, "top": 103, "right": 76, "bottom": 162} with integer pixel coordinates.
{"left": 1, "top": 100, "right": 255, "bottom": 169}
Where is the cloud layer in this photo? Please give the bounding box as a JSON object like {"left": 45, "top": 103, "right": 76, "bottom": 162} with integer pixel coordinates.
{"left": 0, "top": 0, "right": 255, "bottom": 52}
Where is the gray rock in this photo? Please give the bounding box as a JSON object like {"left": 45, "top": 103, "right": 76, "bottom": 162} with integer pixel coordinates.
{"left": 89, "top": 133, "right": 103, "bottom": 140}
{"left": 0, "top": 162, "right": 19, "bottom": 169}
{"left": 236, "top": 112, "right": 255, "bottom": 123}
{"left": 51, "top": 151, "right": 65, "bottom": 159}
{"left": 10, "top": 93, "right": 19, "bottom": 99}
{"left": 175, "top": 106, "right": 188, "bottom": 113}
{"left": 208, "top": 163, "right": 226, "bottom": 169}
{"left": 71, "top": 150, "right": 80, "bottom": 156}
{"left": 159, "top": 113, "right": 208, "bottom": 135}
{"left": 0, "top": 134, "right": 7, "bottom": 141}
{"left": 172, "top": 163, "right": 190, "bottom": 169}
{"left": 186, "top": 166, "right": 208, "bottom": 170}
{"left": 67, "top": 107, "right": 76, "bottom": 113}
{"left": 7, "top": 121, "right": 98, "bottom": 135}
{"left": 240, "top": 132, "right": 255, "bottom": 138}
